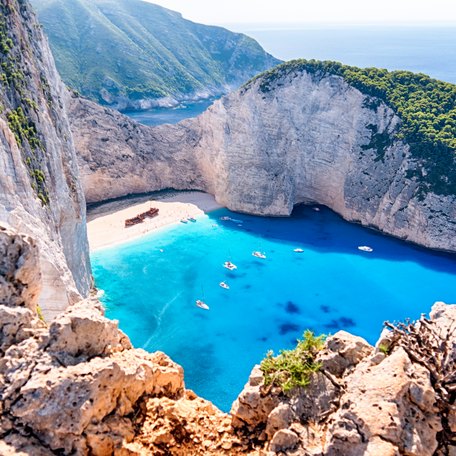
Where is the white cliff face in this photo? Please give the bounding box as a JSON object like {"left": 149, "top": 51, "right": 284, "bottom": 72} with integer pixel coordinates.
{"left": 0, "top": 1, "right": 91, "bottom": 318}
{"left": 71, "top": 70, "right": 456, "bottom": 252}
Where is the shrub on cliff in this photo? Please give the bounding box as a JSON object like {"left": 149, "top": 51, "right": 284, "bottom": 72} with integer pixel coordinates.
{"left": 260, "top": 330, "right": 325, "bottom": 393}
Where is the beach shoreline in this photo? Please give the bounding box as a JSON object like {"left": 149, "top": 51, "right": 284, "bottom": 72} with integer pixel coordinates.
{"left": 87, "top": 191, "right": 222, "bottom": 251}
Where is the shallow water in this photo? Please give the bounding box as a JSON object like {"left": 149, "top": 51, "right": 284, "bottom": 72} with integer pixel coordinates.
{"left": 92, "top": 206, "right": 456, "bottom": 412}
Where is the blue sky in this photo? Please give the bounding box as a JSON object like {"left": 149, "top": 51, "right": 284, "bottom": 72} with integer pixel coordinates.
{"left": 147, "top": 0, "right": 456, "bottom": 25}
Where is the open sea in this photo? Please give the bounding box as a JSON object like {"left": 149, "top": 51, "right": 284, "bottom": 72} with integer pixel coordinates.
{"left": 124, "top": 25, "right": 456, "bottom": 126}
{"left": 92, "top": 205, "right": 456, "bottom": 412}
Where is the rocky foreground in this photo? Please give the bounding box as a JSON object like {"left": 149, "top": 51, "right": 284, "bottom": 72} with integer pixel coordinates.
{"left": 1, "top": 226, "right": 454, "bottom": 455}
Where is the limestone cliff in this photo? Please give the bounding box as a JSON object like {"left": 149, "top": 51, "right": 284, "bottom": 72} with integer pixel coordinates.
{"left": 0, "top": 0, "right": 91, "bottom": 317}
{"left": 71, "top": 66, "right": 456, "bottom": 252}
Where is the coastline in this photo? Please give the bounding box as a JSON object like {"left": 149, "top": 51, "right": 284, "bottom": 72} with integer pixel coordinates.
{"left": 87, "top": 191, "right": 222, "bottom": 251}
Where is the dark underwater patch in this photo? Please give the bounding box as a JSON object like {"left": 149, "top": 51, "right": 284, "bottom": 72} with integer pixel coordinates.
{"left": 324, "top": 316, "right": 356, "bottom": 330}
{"left": 285, "top": 301, "right": 300, "bottom": 314}
{"left": 320, "top": 305, "right": 331, "bottom": 313}
{"left": 279, "top": 322, "right": 300, "bottom": 335}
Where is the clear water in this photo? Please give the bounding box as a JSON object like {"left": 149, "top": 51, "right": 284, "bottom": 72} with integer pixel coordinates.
{"left": 123, "top": 98, "right": 217, "bottom": 127}
{"left": 241, "top": 25, "right": 456, "bottom": 84}
{"left": 92, "top": 205, "right": 456, "bottom": 412}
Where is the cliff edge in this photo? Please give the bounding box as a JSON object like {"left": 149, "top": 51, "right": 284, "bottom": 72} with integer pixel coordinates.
{"left": 0, "top": 0, "right": 91, "bottom": 318}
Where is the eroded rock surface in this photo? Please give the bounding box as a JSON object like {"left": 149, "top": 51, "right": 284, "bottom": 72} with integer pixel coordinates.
{"left": 0, "top": 0, "right": 91, "bottom": 318}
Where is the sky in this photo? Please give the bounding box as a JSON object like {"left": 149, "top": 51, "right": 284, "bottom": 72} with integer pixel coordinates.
{"left": 146, "top": 0, "right": 456, "bottom": 26}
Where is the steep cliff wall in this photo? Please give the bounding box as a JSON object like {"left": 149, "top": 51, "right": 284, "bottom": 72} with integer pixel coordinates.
{"left": 0, "top": 0, "right": 91, "bottom": 317}
{"left": 71, "top": 68, "right": 456, "bottom": 252}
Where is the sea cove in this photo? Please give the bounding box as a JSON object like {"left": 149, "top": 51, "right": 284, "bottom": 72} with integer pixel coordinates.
{"left": 92, "top": 205, "right": 456, "bottom": 412}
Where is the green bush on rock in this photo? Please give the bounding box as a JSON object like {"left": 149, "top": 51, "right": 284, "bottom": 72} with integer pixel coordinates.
{"left": 260, "top": 330, "right": 325, "bottom": 393}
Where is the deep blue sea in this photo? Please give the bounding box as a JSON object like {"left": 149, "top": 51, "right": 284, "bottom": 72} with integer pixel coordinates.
{"left": 124, "top": 25, "right": 456, "bottom": 126}
{"left": 241, "top": 25, "right": 456, "bottom": 84}
{"left": 92, "top": 205, "right": 456, "bottom": 412}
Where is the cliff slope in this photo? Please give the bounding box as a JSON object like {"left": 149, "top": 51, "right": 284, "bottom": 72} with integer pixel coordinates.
{"left": 31, "top": 0, "right": 280, "bottom": 110}
{"left": 71, "top": 63, "right": 456, "bottom": 252}
{"left": 0, "top": 0, "right": 91, "bottom": 318}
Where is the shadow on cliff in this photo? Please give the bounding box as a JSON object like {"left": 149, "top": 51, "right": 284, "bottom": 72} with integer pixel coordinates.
{"left": 206, "top": 204, "right": 456, "bottom": 276}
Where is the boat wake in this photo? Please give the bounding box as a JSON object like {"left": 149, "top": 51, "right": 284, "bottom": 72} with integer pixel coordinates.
{"left": 142, "top": 291, "right": 183, "bottom": 350}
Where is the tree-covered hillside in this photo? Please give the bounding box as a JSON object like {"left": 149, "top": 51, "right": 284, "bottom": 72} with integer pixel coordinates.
{"left": 248, "top": 59, "right": 456, "bottom": 197}
{"left": 31, "top": 0, "right": 280, "bottom": 109}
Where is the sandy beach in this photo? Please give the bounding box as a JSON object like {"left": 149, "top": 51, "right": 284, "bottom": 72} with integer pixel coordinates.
{"left": 87, "top": 191, "right": 222, "bottom": 251}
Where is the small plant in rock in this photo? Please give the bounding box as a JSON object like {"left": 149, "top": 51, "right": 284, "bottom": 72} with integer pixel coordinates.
{"left": 378, "top": 343, "right": 391, "bottom": 355}
{"left": 260, "top": 330, "right": 326, "bottom": 393}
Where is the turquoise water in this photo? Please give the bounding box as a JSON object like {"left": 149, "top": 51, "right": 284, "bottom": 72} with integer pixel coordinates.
{"left": 92, "top": 206, "right": 456, "bottom": 412}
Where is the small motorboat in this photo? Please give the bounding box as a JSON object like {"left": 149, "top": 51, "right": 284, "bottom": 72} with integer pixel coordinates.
{"left": 219, "top": 281, "right": 230, "bottom": 290}
{"left": 180, "top": 218, "right": 188, "bottom": 224}
{"left": 196, "top": 300, "right": 209, "bottom": 310}
{"left": 223, "top": 261, "right": 237, "bottom": 271}
{"left": 358, "top": 246, "right": 373, "bottom": 252}
{"left": 252, "top": 251, "right": 266, "bottom": 259}
{"left": 293, "top": 248, "right": 304, "bottom": 253}
{"left": 220, "top": 216, "right": 232, "bottom": 221}
{"left": 188, "top": 217, "right": 197, "bottom": 222}
{"left": 313, "top": 207, "right": 321, "bottom": 212}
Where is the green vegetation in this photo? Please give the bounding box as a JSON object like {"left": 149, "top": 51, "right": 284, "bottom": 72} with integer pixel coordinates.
{"left": 260, "top": 330, "right": 325, "bottom": 393}
{"left": 1, "top": 3, "right": 49, "bottom": 205}
{"left": 378, "top": 343, "right": 391, "bottom": 355}
{"left": 31, "top": 0, "right": 279, "bottom": 106}
{"left": 6, "top": 108, "right": 49, "bottom": 205}
{"left": 36, "top": 305, "right": 46, "bottom": 323}
{"left": 247, "top": 59, "right": 456, "bottom": 197}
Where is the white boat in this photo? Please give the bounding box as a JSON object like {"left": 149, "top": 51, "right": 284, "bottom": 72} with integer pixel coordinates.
{"left": 223, "top": 261, "right": 237, "bottom": 271}
{"left": 313, "top": 207, "right": 320, "bottom": 212}
{"left": 252, "top": 251, "right": 266, "bottom": 259}
{"left": 358, "top": 245, "right": 373, "bottom": 252}
{"left": 219, "top": 281, "right": 230, "bottom": 290}
{"left": 180, "top": 218, "right": 188, "bottom": 224}
{"left": 293, "top": 248, "right": 304, "bottom": 253}
{"left": 220, "top": 216, "right": 231, "bottom": 221}
{"left": 188, "top": 217, "right": 197, "bottom": 222}
{"left": 196, "top": 300, "right": 209, "bottom": 310}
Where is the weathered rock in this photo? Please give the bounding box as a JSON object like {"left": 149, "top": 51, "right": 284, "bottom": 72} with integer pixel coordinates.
{"left": 0, "top": 0, "right": 91, "bottom": 318}
{"left": 125, "top": 390, "right": 249, "bottom": 456}
{"left": 325, "top": 347, "right": 441, "bottom": 455}
{"left": 269, "top": 429, "right": 299, "bottom": 453}
{"left": 0, "top": 226, "right": 41, "bottom": 310}
{"left": 231, "top": 365, "right": 281, "bottom": 432}
{"left": 319, "top": 330, "right": 373, "bottom": 377}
